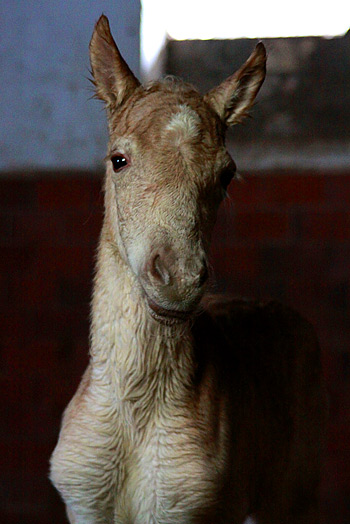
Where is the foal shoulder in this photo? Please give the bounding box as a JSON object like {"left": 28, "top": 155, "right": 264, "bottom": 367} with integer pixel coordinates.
{"left": 192, "top": 294, "right": 321, "bottom": 386}
{"left": 198, "top": 294, "right": 318, "bottom": 351}
{"left": 191, "top": 295, "right": 324, "bottom": 455}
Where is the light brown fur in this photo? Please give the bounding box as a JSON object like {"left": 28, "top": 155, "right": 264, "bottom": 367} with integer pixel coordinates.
{"left": 50, "top": 15, "right": 327, "bottom": 524}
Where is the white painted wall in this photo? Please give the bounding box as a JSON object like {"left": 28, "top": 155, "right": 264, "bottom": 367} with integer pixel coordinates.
{"left": 0, "top": 1, "right": 140, "bottom": 171}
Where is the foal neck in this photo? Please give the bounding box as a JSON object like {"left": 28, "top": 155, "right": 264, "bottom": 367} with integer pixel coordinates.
{"left": 89, "top": 229, "right": 195, "bottom": 407}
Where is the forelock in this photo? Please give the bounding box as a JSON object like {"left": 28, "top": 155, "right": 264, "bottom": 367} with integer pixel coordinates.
{"left": 165, "top": 105, "right": 201, "bottom": 145}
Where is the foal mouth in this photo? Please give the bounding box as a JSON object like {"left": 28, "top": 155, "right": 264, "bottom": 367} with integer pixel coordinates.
{"left": 146, "top": 297, "right": 194, "bottom": 326}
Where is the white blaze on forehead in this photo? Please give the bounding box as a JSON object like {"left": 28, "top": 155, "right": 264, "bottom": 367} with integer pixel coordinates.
{"left": 165, "top": 104, "right": 201, "bottom": 145}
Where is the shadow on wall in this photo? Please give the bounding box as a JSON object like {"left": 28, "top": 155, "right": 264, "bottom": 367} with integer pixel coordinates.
{"left": 165, "top": 32, "right": 350, "bottom": 170}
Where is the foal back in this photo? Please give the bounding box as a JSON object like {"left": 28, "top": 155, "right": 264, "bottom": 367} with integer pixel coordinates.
{"left": 193, "top": 297, "right": 327, "bottom": 523}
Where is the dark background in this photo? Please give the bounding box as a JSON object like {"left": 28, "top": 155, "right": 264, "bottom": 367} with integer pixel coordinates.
{"left": 1, "top": 15, "right": 350, "bottom": 524}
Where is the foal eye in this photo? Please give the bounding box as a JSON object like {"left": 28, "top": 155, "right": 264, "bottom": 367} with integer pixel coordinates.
{"left": 111, "top": 154, "right": 128, "bottom": 172}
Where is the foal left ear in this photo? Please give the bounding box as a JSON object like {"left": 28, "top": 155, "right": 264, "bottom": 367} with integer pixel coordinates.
{"left": 204, "top": 43, "right": 266, "bottom": 126}
{"left": 89, "top": 15, "right": 141, "bottom": 109}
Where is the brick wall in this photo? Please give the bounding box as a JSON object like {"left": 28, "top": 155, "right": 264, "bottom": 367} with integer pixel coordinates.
{"left": 212, "top": 171, "right": 350, "bottom": 523}
{"left": 1, "top": 174, "right": 102, "bottom": 523}
{"left": 1, "top": 171, "right": 349, "bottom": 522}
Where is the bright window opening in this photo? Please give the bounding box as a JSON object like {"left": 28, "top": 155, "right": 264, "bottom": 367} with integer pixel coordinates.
{"left": 141, "top": 0, "right": 349, "bottom": 76}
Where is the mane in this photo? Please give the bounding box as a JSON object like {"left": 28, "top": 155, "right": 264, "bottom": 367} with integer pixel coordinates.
{"left": 143, "top": 76, "right": 201, "bottom": 97}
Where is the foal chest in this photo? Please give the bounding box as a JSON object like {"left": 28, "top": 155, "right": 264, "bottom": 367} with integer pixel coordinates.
{"left": 115, "top": 412, "right": 223, "bottom": 524}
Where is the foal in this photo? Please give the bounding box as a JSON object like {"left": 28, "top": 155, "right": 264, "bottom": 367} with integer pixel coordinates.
{"left": 50, "top": 15, "right": 326, "bottom": 524}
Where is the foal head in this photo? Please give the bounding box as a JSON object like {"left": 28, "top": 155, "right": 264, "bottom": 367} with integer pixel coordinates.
{"left": 90, "top": 16, "right": 266, "bottom": 324}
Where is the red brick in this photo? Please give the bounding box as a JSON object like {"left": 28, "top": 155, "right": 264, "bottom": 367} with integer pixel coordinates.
{"left": 212, "top": 204, "right": 234, "bottom": 245}
{"left": 13, "top": 211, "right": 66, "bottom": 246}
{"left": 0, "top": 440, "right": 54, "bottom": 474}
{"left": 28, "top": 307, "right": 89, "bottom": 343}
{"left": 210, "top": 244, "right": 258, "bottom": 280}
{"left": 287, "top": 275, "right": 329, "bottom": 309}
{"left": 0, "top": 270, "right": 11, "bottom": 305}
{"left": 275, "top": 174, "right": 325, "bottom": 204}
{"left": 2, "top": 171, "right": 350, "bottom": 524}
{"left": 35, "top": 244, "right": 95, "bottom": 279}
{"left": 323, "top": 450, "right": 350, "bottom": 493}
{"left": 321, "top": 350, "right": 338, "bottom": 385}
{"left": 13, "top": 208, "right": 101, "bottom": 249}
{"left": 296, "top": 211, "right": 350, "bottom": 240}
{"left": 63, "top": 209, "right": 103, "bottom": 245}
{"left": 0, "top": 245, "right": 36, "bottom": 272}
{"left": 90, "top": 178, "right": 104, "bottom": 206}
{"left": 226, "top": 176, "right": 258, "bottom": 207}
{"left": 9, "top": 269, "right": 57, "bottom": 308}
{"left": 328, "top": 422, "right": 350, "bottom": 452}
{"left": 0, "top": 370, "right": 80, "bottom": 443}
{"left": 0, "top": 212, "right": 14, "bottom": 242}
{"left": 0, "top": 374, "right": 32, "bottom": 439}
{"left": 324, "top": 174, "right": 350, "bottom": 206}
{"left": 0, "top": 178, "right": 37, "bottom": 209}
{"left": 2, "top": 335, "right": 59, "bottom": 374}
{"left": 321, "top": 451, "right": 350, "bottom": 524}
{"left": 214, "top": 206, "right": 289, "bottom": 244}
{"left": 37, "top": 178, "right": 96, "bottom": 211}
{"left": 0, "top": 306, "right": 27, "bottom": 336}
{"left": 56, "top": 275, "right": 92, "bottom": 308}
{"left": 233, "top": 211, "right": 289, "bottom": 240}
{"left": 1, "top": 472, "right": 65, "bottom": 523}
{"left": 335, "top": 382, "right": 350, "bottom": 420}
{"left": 230, "top": 173, "right": 325, "bottom": 206}
{"left": 0, "top": 441, "right": 25, "bottom": 472}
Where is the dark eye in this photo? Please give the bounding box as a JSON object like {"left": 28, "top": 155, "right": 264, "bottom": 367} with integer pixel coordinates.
{"left": 111, "top": 154, "right": 128, "bottom": 172}
{"left": 220, "top": 166, "right": 235, "bottom": 190}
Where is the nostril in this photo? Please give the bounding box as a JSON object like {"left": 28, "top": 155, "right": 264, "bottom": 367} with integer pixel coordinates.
{"left": 149, "top": 254, "right": 171, "bottom": 286}
{"left": 197, "top": 260, "right": 209, "bottom": 287}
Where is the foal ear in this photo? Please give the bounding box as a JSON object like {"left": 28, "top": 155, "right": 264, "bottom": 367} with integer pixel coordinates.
{"left": 204, "top": 43, "right": 266, "bottom": 126}
{"left": 89, "top": 15, "right": 141, "bottom": 108}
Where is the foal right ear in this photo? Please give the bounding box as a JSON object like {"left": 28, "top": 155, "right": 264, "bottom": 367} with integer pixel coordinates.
{"left": 89, "top": 15, "right": 141, "bottom": 109}
{"left": 204, "top": 43, "right": 266, "bottom": 126}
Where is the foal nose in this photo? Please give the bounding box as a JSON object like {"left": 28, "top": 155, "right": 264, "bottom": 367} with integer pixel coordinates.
{"left": 146, "top": 247, "right": 209, "bottom": 303}
{"left": 149, "top": 253, "right": 172, "bottom": 286}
